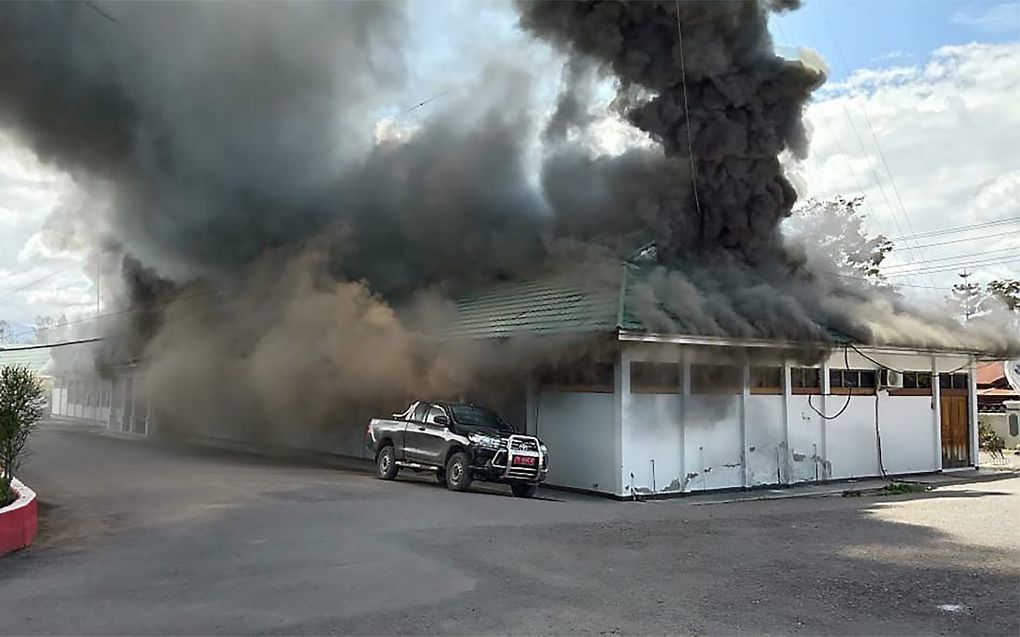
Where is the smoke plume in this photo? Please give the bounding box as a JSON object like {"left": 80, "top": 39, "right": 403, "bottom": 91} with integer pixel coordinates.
{"left": 0, "top": 1, "right": 1014, "bottom": 445}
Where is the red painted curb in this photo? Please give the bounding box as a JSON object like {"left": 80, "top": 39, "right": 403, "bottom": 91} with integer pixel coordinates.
{"left": 0, "top": 478, "right": 38, "bottom": 557}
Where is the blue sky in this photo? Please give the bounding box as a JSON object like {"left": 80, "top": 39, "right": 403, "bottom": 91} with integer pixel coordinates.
{"left": 773, "top": 1, "right": 1019, "bottom": 79}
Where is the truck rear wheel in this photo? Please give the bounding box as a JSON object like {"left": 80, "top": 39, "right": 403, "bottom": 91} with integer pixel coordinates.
{"left": 511, "top": 483, "right": 538, "bottom": 498}
{"left": 376, "top": 445, "right": 398, "bottom": 480}
{"left": 445, "top": 452, "right": 472, "bottom": 491}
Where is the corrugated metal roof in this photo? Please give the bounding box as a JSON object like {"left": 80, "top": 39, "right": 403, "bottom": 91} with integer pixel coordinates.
{"left": 0, "top": 347, "right": 54, "bottom": 376}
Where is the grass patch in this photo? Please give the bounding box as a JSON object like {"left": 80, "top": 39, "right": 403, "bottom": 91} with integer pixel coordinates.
{"left": 881, "top": 482, "right": 929, "bottom": 495}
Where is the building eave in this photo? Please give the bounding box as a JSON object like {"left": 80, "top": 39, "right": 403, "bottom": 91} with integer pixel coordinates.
{"left": 616, "top": 329, "right": 986, "bottom": 358}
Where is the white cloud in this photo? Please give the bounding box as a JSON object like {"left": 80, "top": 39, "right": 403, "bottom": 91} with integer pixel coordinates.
{"left": 952, "top": 2, "right": 1020, "bottom": 35}
{"left": 0, "top": 132, "right": 91, "bottom": 325}
{"left": 796, "top": 41, "right": 1020, "bottom": 295}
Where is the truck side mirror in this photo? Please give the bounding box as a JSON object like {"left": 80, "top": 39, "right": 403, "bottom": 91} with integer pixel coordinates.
{"left": 434, "top": 415, "right": 449, "bottom": 426}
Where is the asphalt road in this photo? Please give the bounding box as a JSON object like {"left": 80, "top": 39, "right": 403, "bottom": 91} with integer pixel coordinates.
{"left": 2, "top": 423, "right": 1018, "bottom": 635}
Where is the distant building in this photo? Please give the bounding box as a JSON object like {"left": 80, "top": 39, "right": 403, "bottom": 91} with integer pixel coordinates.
{"left": 976, "top": 361, "right": 1020, "bottom": 451}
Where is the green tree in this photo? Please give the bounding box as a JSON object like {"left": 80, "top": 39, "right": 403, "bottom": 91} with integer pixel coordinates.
{"left": 0, "top": 365, "right": 46, "bottom": 506}
{"left": 986, "top": 279, "right": 1020, "bottom": 312}
{"left": 786, "top": 195, "right": 893, "bottom": 285}
{"left": 951, "top": 271, "right": 983, "bottom": 322}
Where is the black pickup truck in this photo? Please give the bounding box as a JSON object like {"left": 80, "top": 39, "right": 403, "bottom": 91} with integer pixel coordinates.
{"left": 365, "top": 401, "right": 548, "bottom": 498}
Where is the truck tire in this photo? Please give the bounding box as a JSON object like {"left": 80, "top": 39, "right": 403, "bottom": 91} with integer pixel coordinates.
{"left": 511, "top": 483, "right": 538, "bottom": 498}
{"left": 376, "top": 445, "right": 398, "bottom": 480}
{"left": 445, "top": 452, "right": 472, "bottom": 491}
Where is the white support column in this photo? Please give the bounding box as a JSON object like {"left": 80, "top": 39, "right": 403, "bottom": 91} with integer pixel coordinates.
{"left": 932, "top": 356, "right": 943, "bottom": 471}
{"left": 680, "top": 347, "right": 690, "bottom": 492}
{"left": 614, "top": 345, "right": 630, "bottom": 497}
{"left": 820, "top": 357, "right": 831, "bottom": 468}
{"left": 969, "top": 355, "right": 979, "bottom": 467}
{"left": 781, "top": 358, "right": 793, "bottom": 485}
{"left": 740, "top": 355, "right": 750, "bottom": 488}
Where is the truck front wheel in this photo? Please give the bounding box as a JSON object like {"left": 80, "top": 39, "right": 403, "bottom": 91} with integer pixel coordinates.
{"left": 511, "top": 483, "right": 538, "bottom": 498}
{"left": 445, "top": 452, "right": 472, "bottom": 491}
{"left": 377, "top": 445, "right": 398, "bottom": 480}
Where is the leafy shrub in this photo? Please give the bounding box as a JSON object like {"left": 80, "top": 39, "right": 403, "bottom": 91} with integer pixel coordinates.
{"left": 979, "top": 421, "right": 1006, "bottom": 454}
{"left": 0, "top": 365, "right": 45, "bottom": 506}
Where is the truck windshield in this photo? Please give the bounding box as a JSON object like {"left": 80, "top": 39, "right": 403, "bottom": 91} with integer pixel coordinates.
{"left": 449, "top": 405, "right": 515, "bottom": 433}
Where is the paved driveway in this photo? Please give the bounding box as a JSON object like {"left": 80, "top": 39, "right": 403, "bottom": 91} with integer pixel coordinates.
{"left": 2, "top": 423, "right": 1018, "bottom": 635}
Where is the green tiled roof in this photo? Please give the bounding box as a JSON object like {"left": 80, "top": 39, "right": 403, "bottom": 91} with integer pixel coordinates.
{"left": 439, "top": 275, "right": 621, "bottom": 339}
{"left": 441, "top": 261, "right": 844, "bottom": 342}
{"left": 0, "top": 347, "right": 54, "bottom": 376}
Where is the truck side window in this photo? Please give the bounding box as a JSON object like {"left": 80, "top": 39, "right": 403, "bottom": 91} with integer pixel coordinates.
{"left": 411, "top": 402, "right": 428, "bottom": 422}
{"left": 425, "top": 405, "right": 446, "bottom": 424}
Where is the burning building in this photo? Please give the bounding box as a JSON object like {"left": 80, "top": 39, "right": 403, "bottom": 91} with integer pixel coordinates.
{"left": 2, "top": 1, "right": 1014, "bottom": 494}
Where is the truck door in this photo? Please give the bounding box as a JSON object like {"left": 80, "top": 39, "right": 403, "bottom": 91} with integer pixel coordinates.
{"left": 407, "top": 403, "right": 450, "bottom": 465}
{"left": 399, "top": 402, "right": 428, "bottom": 460}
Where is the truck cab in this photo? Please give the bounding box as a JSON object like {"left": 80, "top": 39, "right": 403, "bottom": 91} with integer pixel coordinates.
{"left": 366, "top": 401, "right": 548, "bottom": 497}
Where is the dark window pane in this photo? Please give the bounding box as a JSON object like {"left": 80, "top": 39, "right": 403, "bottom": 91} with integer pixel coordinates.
{"left": 904, "top": 372, "right": 917, "bottom": 389}
{"left": 859, "top": 370, "right": 877, "bottom": 388}
{"left": 952, "top": 373, "right": 969, "bottom": 389}
{"left": 692, "top": 365, "right": 741, "bottom": 394}
{"left": 412, "top": 402, "right": 428, "bottom": 422}
{"left": 750, "top": 366, "right": 782, "bottom": 389}
{"left": 1010, "top": 414, "right": 1019, "bottom": 437}
{"left": 916, "top": 372, "right": 932, "bottom": 389}
{"left": 939, "top": 374, "right": 951, "bottom": 389}
{"left": 541, "top": 362, "right": 615, "bottom": 391}
{"left": 829, "top": 369, "right": 843, "bottom": 388}
{"left": 631, "top": 362, "right": 680, "bottom": 393}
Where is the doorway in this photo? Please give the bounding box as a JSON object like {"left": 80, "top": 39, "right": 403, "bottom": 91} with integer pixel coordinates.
{"left": 940, "top": 392, "right": 970, "bottom": 469}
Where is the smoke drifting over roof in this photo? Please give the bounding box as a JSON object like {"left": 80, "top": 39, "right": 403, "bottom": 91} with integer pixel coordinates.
{"left": 520, "top": 0, "right": 823, "bottom": 258}
{"left": 0, "top": 1, "right": 1013, "bottom": 440}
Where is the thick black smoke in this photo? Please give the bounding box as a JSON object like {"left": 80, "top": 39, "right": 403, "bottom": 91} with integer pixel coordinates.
{"left": 0, "top": 1, "right": 1014, "bottom": 445}
{"left": 520, "top": 0, "right": 824, "bottom": 257}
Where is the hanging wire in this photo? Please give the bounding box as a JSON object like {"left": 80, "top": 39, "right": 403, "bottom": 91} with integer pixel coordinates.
{"left": 807, "top": 345, "right": 853, "bottom": 420}
{"left": 674, "top": 0, "right": 702, "bottom": 218}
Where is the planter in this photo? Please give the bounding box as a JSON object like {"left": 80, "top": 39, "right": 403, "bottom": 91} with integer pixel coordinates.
{"left": 0, "top": 478, "right": 38, "bottom": 557}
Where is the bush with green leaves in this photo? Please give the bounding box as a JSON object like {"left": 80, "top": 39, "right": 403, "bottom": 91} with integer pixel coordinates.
{"left": 0, "top": 365, "right": 45, "bottom": 506}
{"left": 979, "top": 421, "right": 1006, "bottom": 454}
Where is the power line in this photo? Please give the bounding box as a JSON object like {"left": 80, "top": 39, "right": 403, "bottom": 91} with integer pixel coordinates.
{"left": 885, "top": 256, "right": 1020, "bottom": 277}
{"left": 674, "top": 0, "right": 702, "bottom": 219}
{"left": 793, "top": 12, "right": 930, "bottom": 292}
{"left": 882, "top": 246, "right": 1017, "bottom": 270}
{"left": 0, "top": 337, "right": 103, "bottom": 352}
{"left": 819, "top": 5, "right": 937, "bottom": 295}
{"left": 897, "top": 232, "right": 1020, "bottom": 251}
{"left": 888, "top": 217, "right": 1020, "bottom": 242}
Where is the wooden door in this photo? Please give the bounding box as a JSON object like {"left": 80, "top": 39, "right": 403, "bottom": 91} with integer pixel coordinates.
{"left": 940, "top": 394, "right": 970, "bottom": 468}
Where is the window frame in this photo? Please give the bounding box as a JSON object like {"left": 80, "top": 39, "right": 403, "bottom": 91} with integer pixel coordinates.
{"left": 630, "top": 361, "right": 680, "bottom": 395}
{"left": 790, "top": 367, "right": 821, "bottom": 395}
{"left": 691, "top": 364, "right": 742, "bottom": 395}
{"left": 749, "top": 366, "right": 783, "bottom": 395}
{"left": 829, "top": 368, "right": 878, "bottom": 395}
{"left": 424, "top": 404, "right": 447, "bottom": 425}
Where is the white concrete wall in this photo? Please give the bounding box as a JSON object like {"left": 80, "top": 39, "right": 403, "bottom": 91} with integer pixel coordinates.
{"left": 623, "top": 393, "right": 682, "bottom": 493}
{"left": 981, "top": 412, "right": 1020, "bottom": 449}
{"left": 878, "top": 395, "right": 939, "bottom": 474}
{"left": 744, "top": 395, "right": 785, "bottom": 487}
{"left": 824, "top": 396, "right": 881, "bottom": 480}
{"left": 610, "top": 342, "right": 953, "bottom": 496}
{"left": 684, "top": 395, "right": 743, "bottom": 490}
{"left": 537, "top": 391, "right": 616, "bottom": 492}
{"left": 787, "top": 396, "right": 827, "bottom": 483}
